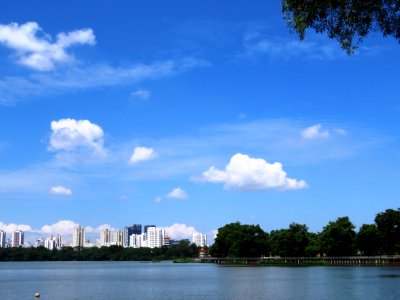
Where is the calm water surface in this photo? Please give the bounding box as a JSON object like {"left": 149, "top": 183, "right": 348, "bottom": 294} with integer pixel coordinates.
{"left": 0, "top": 261, "right": 399, "bottom": 299}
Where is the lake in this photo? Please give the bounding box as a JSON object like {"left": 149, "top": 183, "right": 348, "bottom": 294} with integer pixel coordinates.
{"left": 0, "top": 261, "right": 399, "bottom": 299}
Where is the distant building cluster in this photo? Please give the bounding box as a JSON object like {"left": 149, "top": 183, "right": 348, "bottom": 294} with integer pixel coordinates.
{"left": 0, "top": 225, "right": 208, "bottom": 250}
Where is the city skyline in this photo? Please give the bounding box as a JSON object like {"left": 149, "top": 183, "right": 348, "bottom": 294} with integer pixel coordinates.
{"left": 0, "top": 224, "right": 208, "bottom": 249}
{"left": 1, "top": 1, "right": 400, "bottom": 242}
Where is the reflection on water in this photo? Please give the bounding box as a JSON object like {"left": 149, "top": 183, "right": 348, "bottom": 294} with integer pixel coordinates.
{"left": 0, "top": 262, "right": 399, "bottom": 300}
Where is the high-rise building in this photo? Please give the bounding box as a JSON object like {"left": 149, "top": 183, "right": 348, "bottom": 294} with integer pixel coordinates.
{"left": 54, "top": 235, "right": 62, "bottom": 249}
{"left": 72, "top": 226, "right": 85, "bottom": 248}
{"left": 113, "top": 230, "right": 123, "bottom": 246}
{"left": 100, "top": 229, "right": 112, "bottom": 246}
{"left": 145, "top": 226, "right": 165, "bottom": 248}
{"left": 129, "top": 234, "right": 142, "bottom": 248}
{"left": 44, "top": 235, "right": 62, "bottom": 250}
{"left": 11, "top": 230, "right": 24, "bottom": 248}
{"left": 123, "top": 224, "right": 142, "bottom": 247}
{"left": 192, "top": 233, "right": 207, "bottom": 247}
{"left": 44, "top": 237, "right": 55, "bottom": 250}
{"left": 0, "top": 230, "right": 6, "bottom": 248}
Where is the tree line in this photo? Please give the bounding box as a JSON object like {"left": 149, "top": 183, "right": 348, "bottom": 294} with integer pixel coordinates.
{"left": 0, "top": 240, "right": 200, "bottom": 262}
{"left": 210, "top": 208, "right": 400, "bottom": 257}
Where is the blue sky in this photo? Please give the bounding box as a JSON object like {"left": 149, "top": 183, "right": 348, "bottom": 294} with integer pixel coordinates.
{"left": 0, "top": 1, "right": 399, "bottom": 242}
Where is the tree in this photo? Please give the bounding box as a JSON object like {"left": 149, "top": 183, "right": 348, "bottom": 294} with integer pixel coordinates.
{"left": 283, "top": 0, "right": 400, "bottom": 54}
{"left": 356, "top": 224, "right": 381, "bottom": 255}
{"left": 320, "top": 216, "right": 356, "bottom": 256}
{"left": 270, "top": 223, "right": 310, "bottom": 257}
{"left": 374, "top": 208, "right": 400, "bottom": 255}
{"left": 210, "top": 222, "right": 269, "bottom": 257}
{"left": 305, "top": 232, "right": 322, "bottom": 257}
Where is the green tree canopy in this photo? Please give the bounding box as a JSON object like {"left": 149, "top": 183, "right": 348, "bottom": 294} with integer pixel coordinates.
{"left": 210, "top": 222, "right": 269, "bottom": 257}
{"left": 270, "top": 223, "right": 310, "bottom": 257}
{"left": 356, "top": 224, "right": 381, "bottom": 255}
{"left": 283, "top": 0, "right": 400, "bottom": 54}
{"left": 374, "top": 208, "right": 400, "bottom": 255}
{"left": 320, "top": 216, "right": 356, "bottom": 256}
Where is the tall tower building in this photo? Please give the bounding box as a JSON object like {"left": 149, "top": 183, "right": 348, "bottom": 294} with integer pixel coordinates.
{"left": 123, "top": 224, "right": 142, "bottom": 247}
{"left": 113, "top": 230, "right": 123, "bottom": 246}
{"left": 44, "top": 237, "right": 56, "bottom": 250}
{"left": 0, "top": 230, "right": 6, "bottom": 248}
{"left": 192, "top": 233, "right": 207, "bottom": 247}
{"left": 54, "top": 235, "right": 62, "bottom": 249}
{"left": 11, "top": 230, "right": 24, "bottom": 247}
{"left": 145, "top": 226, "right": 164, "bottom": 248}
{"left": 100, "top": 229, "right": 111, "bottom": 246}
{"left": 72, "top": 226, "right": 85, "bottom": 248}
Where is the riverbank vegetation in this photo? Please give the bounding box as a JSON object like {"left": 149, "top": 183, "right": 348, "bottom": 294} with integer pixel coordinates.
{"left": 210, "top": 208, "right": 400, "bottom": 257}
{"left": 0, "top": 240, "right": 200, "bottom": 262}
{"left": 1, "top": 208, "right": 399, "bottom": 261}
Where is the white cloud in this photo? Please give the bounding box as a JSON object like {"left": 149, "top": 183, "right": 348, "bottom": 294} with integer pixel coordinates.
{"left": 155, "top": 196, "right": 162, "bottom": 203}
{"left": 0, "top": 222, "right": 32, "bottom": 234}
{"left": 197, "top": 153, "right": 307, "bottom": 191}
{"left": 0, "top": 22, "right": 95, "bottom": 71}
{"left": 242, "top": 31, "right": 344, "bottom": 61}
{"left": 0, "top": 58, "right": 209, "bottom": 105}
{"left": 93, "top": 224, "right": 115, "bottom": 233}
{"left": 301, "top": 124, "right": 330, "bottom": 140}
{"left": 129, "top": 146, "right": 157, "bottom": 164}
{"left": 131, "top": 89, "right": 151, "bottom": 100}
{"left": 167, "top": 187, "right": 188, "bottom": 200}
{"left": 162, "top": 223, "right": 197, "bottom": 239}
{"left": 49, "top": 118, "right": 105, "bottom": 155}
{"left": 334, "top": 128, "right": 348, "bottom": 136}
{"left": 49, "top": 185, "right": 72, "bottom": 196}
{"left": 301, "top": 124, "right": 347, "bottom": 140}
{"left": 40, "top": 220, "right": 79, "bottom": 235}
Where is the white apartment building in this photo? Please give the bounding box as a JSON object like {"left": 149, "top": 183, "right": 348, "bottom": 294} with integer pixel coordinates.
{"left": 192, "top": 233, "right": 207, "bottom": 247}
{"left": 72, "top": 226, "right": 85, "bottom": 248}
{"left": 11, "top": 230, "right": 24, "bottom": 248}
{"left": 100, "top": 229, "right": 124, "bottom": 247}
{"left": 113, "top": 230, "right": 124, "bottom": 246}
{"left": 0, "top": 230, "right": 6, "bottom": 248}
{"left": 100, "top": 229, "right": 111, "bottom": 246}
{"left": 44, "top": 235, "right": 62, "bottom": 250}
{"left": 129, "top": 234, "right": 142, "bottom": 248}
{"left": 144, "top": 226, "right": 165, "bottom": 248}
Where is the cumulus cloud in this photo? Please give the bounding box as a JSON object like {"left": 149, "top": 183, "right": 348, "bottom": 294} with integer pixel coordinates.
{"left": 301, "top": 124, "right": 330, "bottom": 140}
{"left": 167, "top": 187, "right": 188, "bottom": 200}
{"left": 49, "top": 185, "right": 72, "bottom": 196}
{"left": 131, "top": 89, "right": 151, "bottom": 100}
{"left": 0, "top": 222, "right": 33, "bottom": 233}
{"left": 162, "top": 223, "right": 197, "bottom": 239}
{"left": 197, "top": 153, "right": 307, "bottom": 191}
{"left": 49, "top": 118, "right": 105, "bottom": 155}
{"left": 40, "top": 220, "right": 79, "bottom": 235}
{"left": 0, "top": 22, "right": 95, "bottom": 71}
{"left": 129, "top": 146, "right": 157, "bottom": 164}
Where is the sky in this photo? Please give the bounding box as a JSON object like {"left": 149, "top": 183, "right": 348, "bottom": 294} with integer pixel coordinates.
{"left": 0, "top": 1, "right": 399, "bottom": 243}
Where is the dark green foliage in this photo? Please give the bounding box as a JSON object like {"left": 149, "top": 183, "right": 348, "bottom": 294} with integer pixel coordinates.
{"left": 210, "top": 222, "right": 269, "bottom": 257}
{"left": 374, "top": 208, "right": 400, "bottom": 255}
{"left": 356, "top": 224, "right": 381, "bottom": 255}
{"left": 282, "top": 0, "right": 400, "bottom": 54}
{"left": 1, "top": 208, "right": 399, "bottom": 261}
{"left": 0, "top": 243, "right": 201, "bottom": 262}
{"left": 320, "top": 216, "right": 356, "bottom": 256}
{"left": 270, "top": 223, "right": 310, "bottom": 257}
{"left": 305, "top": 232, "right": 321, "bottom": 257}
